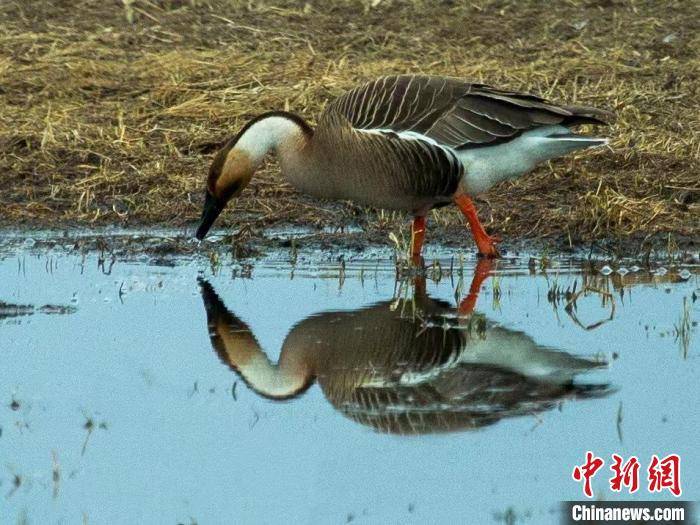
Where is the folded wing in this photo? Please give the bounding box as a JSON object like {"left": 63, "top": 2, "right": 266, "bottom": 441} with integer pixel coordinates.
{"left": 331, "top": 75, "right": 612, "bottom": 150}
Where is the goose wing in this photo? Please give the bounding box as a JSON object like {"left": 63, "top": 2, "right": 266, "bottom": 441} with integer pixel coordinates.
{"left": 330, "top": 75, "right": 612, "bottom": 149}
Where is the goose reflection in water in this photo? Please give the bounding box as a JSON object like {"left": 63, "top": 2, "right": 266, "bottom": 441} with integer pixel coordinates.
{"left": 199, "top": 260, "right": 611, "bottom": 435}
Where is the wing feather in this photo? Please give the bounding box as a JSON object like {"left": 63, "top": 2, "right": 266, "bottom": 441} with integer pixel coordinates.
{"left": 325, "top": 75, "right": 612, "bottom": 150}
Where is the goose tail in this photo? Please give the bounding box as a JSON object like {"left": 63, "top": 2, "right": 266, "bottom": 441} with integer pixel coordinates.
{"left": 549, "top": 133, "right": 608, "bottom": 147}
{"left": 533, "top": 131, "right": 609, "bottom": 159}
{"left": 562, "top": 105, "right": 616, "bottom": 127}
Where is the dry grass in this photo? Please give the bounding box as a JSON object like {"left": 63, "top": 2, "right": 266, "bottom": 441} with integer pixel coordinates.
{"left": 1, "top": 0, "right": 698, "bottom": 245}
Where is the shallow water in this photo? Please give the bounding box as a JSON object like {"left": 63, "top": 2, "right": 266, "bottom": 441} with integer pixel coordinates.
{"left": 1, "top": 237, "right": 698, "bottom": 524}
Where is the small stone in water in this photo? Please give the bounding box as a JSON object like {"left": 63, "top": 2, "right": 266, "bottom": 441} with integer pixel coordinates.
{"left": 617, "top": 268, "right": 629, "bottom": 276}
{"left": 678, "top": 269, "right": 691, "bottom": 280}
{"left": 655, "top": 267, "right": 668, "bottom": 276}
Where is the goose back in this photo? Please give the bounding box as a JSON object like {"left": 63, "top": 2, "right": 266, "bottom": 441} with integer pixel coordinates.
{"left": 301, "top": 75, "right": 611, "bottom": 211}
{"left": 329, "top": 75, "right": 611, "bottom": 149}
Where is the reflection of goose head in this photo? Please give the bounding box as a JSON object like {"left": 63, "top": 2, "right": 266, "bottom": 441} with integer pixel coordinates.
{"left": 199, "top": 263, "right": 611, "bottom": 435}
{"left": 200, "top": 279, "right": 313, "bottom": 400}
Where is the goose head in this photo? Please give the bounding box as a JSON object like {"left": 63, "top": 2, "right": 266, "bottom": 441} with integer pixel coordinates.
{"left": 195, "top": 111, "right": 313, "bottom": 240}
{"left": 195, "top": 144, "right": 252, "bottom": 240}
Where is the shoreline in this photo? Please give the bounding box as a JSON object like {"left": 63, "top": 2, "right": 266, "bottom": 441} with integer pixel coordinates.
{"left": 1, "top": 225, "right": 697, "bottom": 265}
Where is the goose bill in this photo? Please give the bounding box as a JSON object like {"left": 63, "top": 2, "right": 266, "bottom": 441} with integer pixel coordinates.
{"left": 195, "top": 192, "right": 223, "bottom": 240}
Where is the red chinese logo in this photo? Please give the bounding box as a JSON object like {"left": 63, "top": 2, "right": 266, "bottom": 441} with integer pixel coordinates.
{"left": 648, "top": 454, "right": 682, "bottom": 497}
{"left": 609, "top": 454, "right": 640, "bottom": 493}
{"left": 573, "top": 452, "right": 681, "bottom": 498}
{"left": 572, "top": 451, "right": 605, "bottom": 498}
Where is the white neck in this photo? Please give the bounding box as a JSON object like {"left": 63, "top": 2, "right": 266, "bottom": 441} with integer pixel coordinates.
{"left": 236, "top": 115, "right": 307, "bottom": 166}
{"left": 238, "top": 352, "right": 311, "bottom": 399}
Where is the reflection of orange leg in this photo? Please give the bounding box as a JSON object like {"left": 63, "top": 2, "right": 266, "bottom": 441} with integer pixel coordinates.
{"left": 454, "top": 194, "right": 501, "bottom": 258}
{"left": 458, "top": 258, "right": 494, "bottom": 315}
{"left": 411, "top": 215, "right": 427, "bottom": 266}
{"left": 413, "top": 275, "right": 427, "bottom": 300}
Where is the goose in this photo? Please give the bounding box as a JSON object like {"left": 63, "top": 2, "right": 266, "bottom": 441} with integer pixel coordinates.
{"left": 195, "top": 75, "right": 613, "bottom": 258}
{"left": 198, "top": 262, "right": 610, "bottom": 435}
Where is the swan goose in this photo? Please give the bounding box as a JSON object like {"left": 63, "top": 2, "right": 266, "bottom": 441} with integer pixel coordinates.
{"left": 196, "top": 75, "right": 613, "bottom": 257}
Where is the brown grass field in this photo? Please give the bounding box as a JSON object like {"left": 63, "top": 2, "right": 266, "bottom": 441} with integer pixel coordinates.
{"left": 1, "top": 0, "right": 698, "bottom": 249}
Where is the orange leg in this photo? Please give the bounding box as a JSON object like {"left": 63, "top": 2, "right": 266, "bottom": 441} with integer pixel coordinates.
{"left": 411, "top": 215, "right": 427, "bottom": 264}
{"left": 454, "top": 194, "right": 501, "bottom": 258}
{"left": 458, "top": 258, "right": 494, "bottom": 315}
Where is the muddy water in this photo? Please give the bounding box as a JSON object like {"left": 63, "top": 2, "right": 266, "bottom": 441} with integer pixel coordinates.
{"left": 0, "top": 237, "right": 698, "bottom": 524}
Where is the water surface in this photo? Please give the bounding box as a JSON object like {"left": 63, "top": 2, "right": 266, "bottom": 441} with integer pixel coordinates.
{"left": 1, "top": 237, "right": 698, "bottom": 524}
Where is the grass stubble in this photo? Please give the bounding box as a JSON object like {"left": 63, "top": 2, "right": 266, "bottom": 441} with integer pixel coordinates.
{"left": 0, "top": 0, "right": 698, "bottom": 252}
